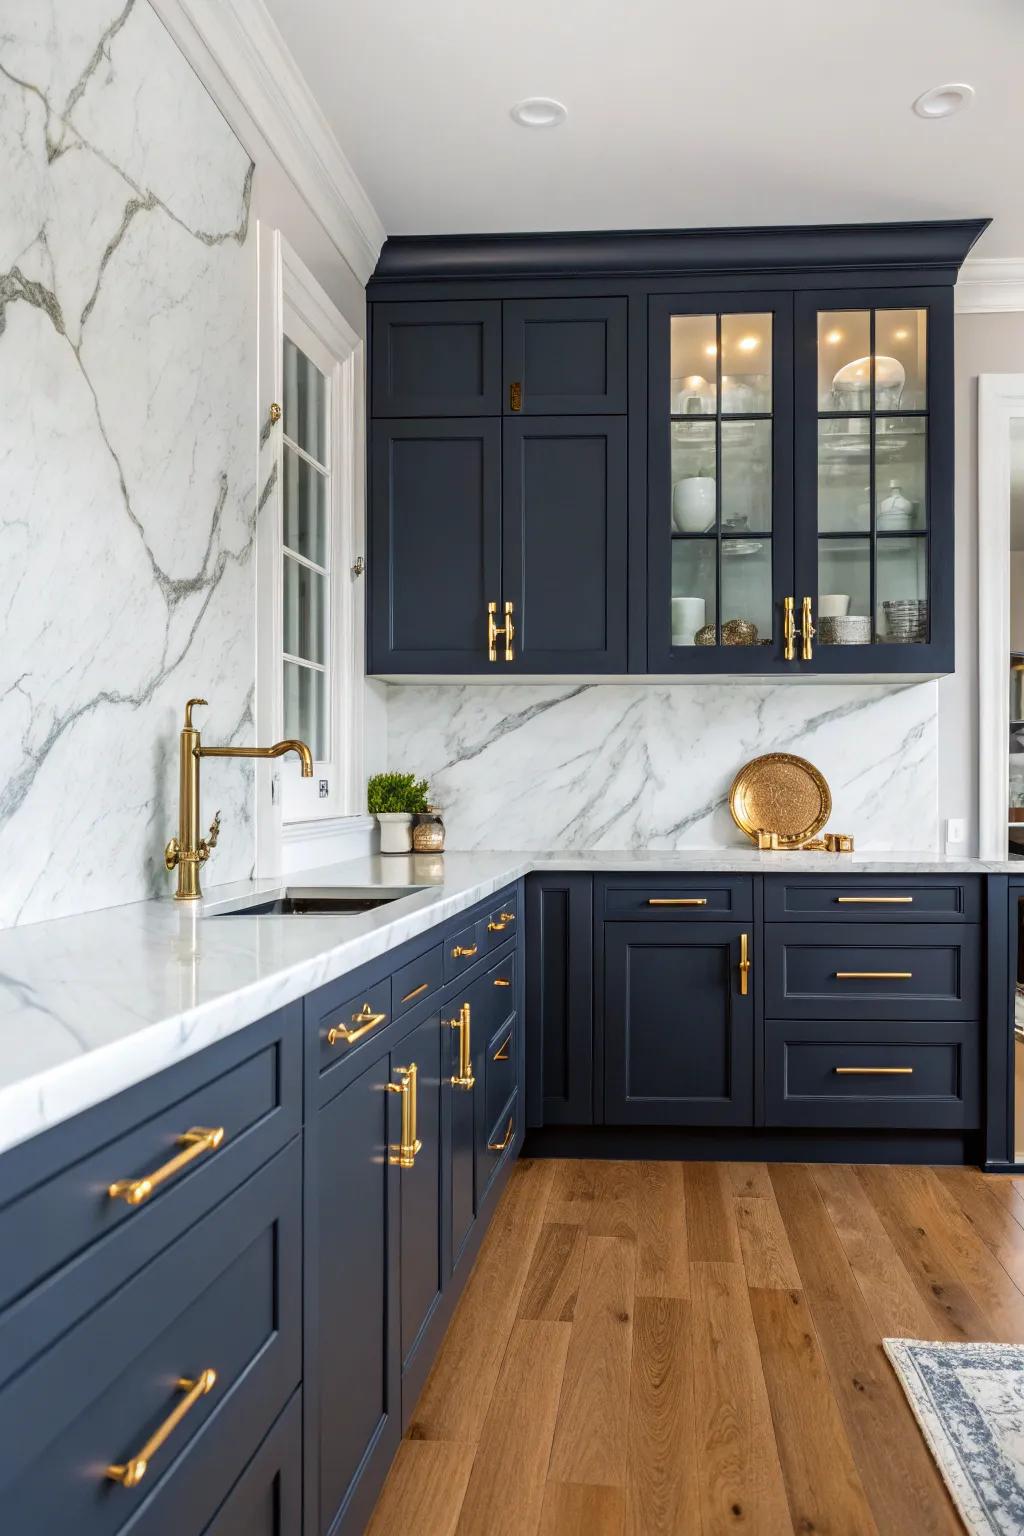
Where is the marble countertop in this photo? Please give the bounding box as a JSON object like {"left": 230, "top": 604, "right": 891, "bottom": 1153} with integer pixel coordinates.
{"left": 0, "top": 846, "right": 1015, "bottom": 1157}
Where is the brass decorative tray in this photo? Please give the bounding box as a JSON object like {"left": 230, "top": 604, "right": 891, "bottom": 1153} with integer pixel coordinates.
{"left": 729, "top": 753, "right": 832, "bottom": 848}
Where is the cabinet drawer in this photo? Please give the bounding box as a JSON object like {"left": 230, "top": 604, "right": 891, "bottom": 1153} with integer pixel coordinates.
{"left": 764, "top": 923, "right": 979, "bottom": 1020}
{"left": 482, "top": 891, "right": 518, "bottom": 952}
{"left": 479, "top": 1090, "right": 518, "bottom": 1203}
{"left": 203, "top": 1391, "right": 301, "bottom": 1536}
{"left": 486, "top": 1019, "right": 517, "bottom": 1131}
{"left": 764, "top": 1019, "right": 979, "bottom": 1129}
{"left": 600, "top": 876, "right": 752, "bottom": 921}
{"left": 317, "top": 978, "right": 392, "bottom": 1074}
{"left": 0, "top": 1142, "right": 301, "bottom": 1536}
{"left": 0, "top": 1011, "right": 299, "bottom": 1387}
{"left": 445, "top": 920, "right": 483, "bottom": 980}
{"left": 392, "top": 945, "right": 444, "bottom": 1018}
{"left": 765, "top": 876, "right": 980, "bottom": 923}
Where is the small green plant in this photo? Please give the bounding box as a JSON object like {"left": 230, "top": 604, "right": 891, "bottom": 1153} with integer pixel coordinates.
{"left": 367, "top": 771, "right": 430, "bottom": 815}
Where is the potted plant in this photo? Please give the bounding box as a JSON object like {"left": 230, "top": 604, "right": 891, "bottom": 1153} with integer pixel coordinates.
{"left": 367, "top": 771, "right": 430, "bottom": 854}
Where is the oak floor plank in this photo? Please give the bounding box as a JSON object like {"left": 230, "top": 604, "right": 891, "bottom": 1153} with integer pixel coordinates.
{"left": 734, "top": 1193, "right": 800, "bottom": 1290}
{"left": 518, "top": 1223, "right": 588, "bottom": 1322}
{"left": 539, "top": 1483, "right": 625, "bottom": 1536}
{"left": 585, "top": 1160, "right": 639, "bottom": 1241}
{"left": 934, "top": 1166, "right": 1024, "bottom": 1296}
{"left": 984, "top": 1173, "right": 1024, "bottom": 1229}
{"left": 750, "top": 1287, "right": 878, "bottom": 1536}
{"left": 771, "top": 1163, "right": 962, "bottom": 1536}
{"left": 721, "top": 1163, "right": 774, "bottom": 1199}
{"left": 366, "top": 1440, "right": 476, "bottom": 1536}
{"left": 635, "top": 1161, "right": 689, "bottom": 1299}
{"left": 624, "top": 1296, "right": 698, "bottom": 1536}
{"left": 454, "top": 1319, "right": 571, "bottom": 1536}
{"left": 912, "top": 1166, "right": 1024, "bottom": 1340}
{"left": 685, "top": 1163, "right": 742, "bottom": 1264}
{"left": 545, "top": 1159, "right": 598, "bottom": 1226}
{"left": 548, "top": 1236, "right": 636, "bottom": 1488}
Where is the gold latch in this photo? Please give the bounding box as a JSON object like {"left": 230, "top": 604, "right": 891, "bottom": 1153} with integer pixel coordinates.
{"left": 487, "top": 600, "right": 515, "bottom": 662}
{"left": 509, "top": 381, "right": 523, "bottom": 412}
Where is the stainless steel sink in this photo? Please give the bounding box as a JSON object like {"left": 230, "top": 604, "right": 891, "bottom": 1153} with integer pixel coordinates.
{"left": 210, "top": 885, "right": 426, "bottom": 917}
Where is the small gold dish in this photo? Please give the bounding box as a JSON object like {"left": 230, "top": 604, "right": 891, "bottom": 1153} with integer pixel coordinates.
{"left": 730, "top": 753, "right": 832, "bottom": 848}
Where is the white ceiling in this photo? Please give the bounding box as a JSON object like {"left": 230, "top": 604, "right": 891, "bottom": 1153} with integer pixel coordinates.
{"left": 265, "top": 0, "right": 1020, "bottom": 254}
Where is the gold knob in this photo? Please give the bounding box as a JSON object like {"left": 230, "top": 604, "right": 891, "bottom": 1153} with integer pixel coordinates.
{"left": 269, "top": 402, "right": 282, "bottom": 424}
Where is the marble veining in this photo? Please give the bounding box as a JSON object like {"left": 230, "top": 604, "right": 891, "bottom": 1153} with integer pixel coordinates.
{"left": 386, "top": 681, "right": 940, "bottom": 851}
{"left": 0, "top": 0, "right": 256, "bottom": 926}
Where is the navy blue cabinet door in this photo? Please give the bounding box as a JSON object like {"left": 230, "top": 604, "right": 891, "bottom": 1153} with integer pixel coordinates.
{"left": 372, "top": 301, "right": 501, "bottom": 416}
{"left": 603, "top": 922, "right": 754, "bottom": 1125}
{"left": 397, "top": 1013, "right": 445, "bottom": 1400}
{"left": 526, "top": 875, "right": 594, "bottom": 1125}
{"left": 370, "top": 419, "right": 501, "bottom": 673}
{"left": 502, "top": 416, "right": 628, "bottom": 672}
{"left": 316, "top": 1057, "right": 400, "bottom": 1536}
{"left": 503, "top": 297, "right": 628, "bottom": 415}
{"left": 793, "top": 286, "right": 953, "bottom": 674}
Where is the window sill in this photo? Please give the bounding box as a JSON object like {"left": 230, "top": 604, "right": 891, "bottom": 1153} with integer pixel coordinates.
{"left": 279, "top": 814, "right": 376, "bottom": 874}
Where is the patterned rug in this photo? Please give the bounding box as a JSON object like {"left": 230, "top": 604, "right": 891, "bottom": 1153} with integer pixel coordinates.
{"left": 885, "top": 1339, "right": 1024, "bottom": 1534}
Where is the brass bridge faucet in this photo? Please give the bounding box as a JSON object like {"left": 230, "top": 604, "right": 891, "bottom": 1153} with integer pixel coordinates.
{"left": 165, "top": 697, "right": 313, "bottom": 901}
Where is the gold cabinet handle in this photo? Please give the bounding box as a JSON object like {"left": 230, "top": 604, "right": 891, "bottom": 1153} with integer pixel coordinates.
{"left": 783, "top": 595, "right": 796, "bottom": 662}
{"left": 400, "top": 981, "right": 429, "bottom": 1004}
{"left": 107, "top": 1127, "right": 225, "bottom": 1206}
{"left": 509, "top": 381, "right": 523, "bottom": 412}
{"left": 494, "top": 975, "right": 512, "bottom": 988}
{"left": 488, "top": 1115, "right": 514, "bottom": 1153}
{"left": 834, "top": 1066, "right": 914, "bottom": 1076}
{"left": 488, "top": 910, "right": 516, "bottom": 931}
{"left": 450, "top": 1002, "right": 475, "bottom": 1089}
{"left": 739, "top": 932, "right": 751, "bottom": 997}
{"left": 801, "top": 596, "right": 815, "bottom": 662}
{"left": 488, "top": 920, "right": 508, "bottom": 932}
{"left": 488, "top": 600, "right": 515, "bottom": 663}
{"left": 648, "top": 897, "right": 708, "bottom": 907}
{"left": 835, "top": 971, "right": 913, "bottom": 980}
{"left": 387, "top": 1063, "right": 422, "bottom": 1168}
{"left": 493, "top": 1032, "right": 512, "bottom": 1063}
{"left": 106, "top": 1368, "right": 217, "bottom": 1487}
{"left": 328, "top": 1002, "right": 387, "bottom": 1046}
{"left": 451, "top": 943, "right": 478, "bottom": 959}
{"left": 836, "top": 896, "right": 913, "bottom": 905}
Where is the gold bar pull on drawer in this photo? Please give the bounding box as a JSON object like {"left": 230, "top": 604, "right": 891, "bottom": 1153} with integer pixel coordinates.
{"left": 450, "top": 1002, "right": 475, "bottom": 1089}
{"left": 107, "top": 1126, "right": 225, "bottom": 1206}
{"left": 493, "top": 975, "right": 512, "bottom": 988}
{"left": 835, "top": 971, "right": 913, "bottom": 980}
{"left": 328, "top": 1002, "right": 387, "bottom": 1046}
{"left": 451, "top": 943, "right": 478, "bottom": 960}
{"left": 836, "top": 896, "right": 914, "bottom": 905}
{"left": 739, "top": 932, "right": 751, "bottom": 997}
{"left": 488, "top": 1115, "right": 514, "bottom": 1152}
{"left": 400, "top": 981, "right": 429, "bottom": 1004}
{"left": 647, "top": 897, "right": 708, "bottom": 907}
{"left": 106, "top": 1368, "right": 217, "bottom": 1486}
{"left": 387, "top": 1063, "right": 422, "bottom": 1168}
{"left": 834, "top": 1066, "right": 914, "bottom": 1076}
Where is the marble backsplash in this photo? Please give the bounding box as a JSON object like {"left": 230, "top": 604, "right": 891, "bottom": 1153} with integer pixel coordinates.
{"left": 386, "top": 681, "right": 940, "bottom": 851}
{"left": 0, "top": 1, "right": 257, "bottom": 925}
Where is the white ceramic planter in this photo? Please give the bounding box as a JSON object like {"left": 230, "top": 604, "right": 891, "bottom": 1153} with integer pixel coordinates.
{"left": 377, "top": 812, "right": 413, "bottom": 854}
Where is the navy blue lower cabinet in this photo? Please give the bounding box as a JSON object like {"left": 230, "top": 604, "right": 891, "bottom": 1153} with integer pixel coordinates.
{"left": 396, "top": 1011, "right": 446, "bottom": 1411}
{"left": 603, "top": 921, "right": 754, "bottom": 1125}
{"left": 203, "top": 1391, "right": 301, "bottom": 1536}
{"left": 525, "top": 873, "right": 594, "bottom": 1126}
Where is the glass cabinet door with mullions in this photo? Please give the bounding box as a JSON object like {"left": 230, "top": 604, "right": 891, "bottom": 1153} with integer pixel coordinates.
{"left": 647, "top": 293, "right": 794, "bottom": 672}
{"left": 794, "top": 288, "right": 953, "bottom": 673}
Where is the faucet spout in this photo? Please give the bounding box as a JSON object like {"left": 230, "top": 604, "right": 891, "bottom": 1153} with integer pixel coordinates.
{"left": 199, "top": 739, "right": 314, "bottom": 777}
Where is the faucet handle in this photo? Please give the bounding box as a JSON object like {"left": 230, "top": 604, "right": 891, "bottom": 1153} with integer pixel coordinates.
{"left": 198, "top": 810, "right": 221, "bottom": 864}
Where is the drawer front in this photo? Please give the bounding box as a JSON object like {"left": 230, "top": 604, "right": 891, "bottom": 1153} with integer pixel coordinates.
{"left": 481, "top": 891, "right": 518, "bottom": 953}
{"left": 765, "top": 876, "right": 980, "bottom": 923}
{"left": 478, "top": 1089, "right": 518, "bottom": 1204}
{"left": 317, "top": 978, "right": 392, "bottom": 1074}
{"left": 764, "top": 923, "right": 979, "bottom": 1020}
{"left": 0, "top": 1012, "right": 300, "bottom": 1387}
{"left": 392, "top": 945, "right": 444, "bottom": 1018}
{"left": 764, "top": 1019, "right": 979, "bottom": 1129}
{"left": 600, "top": 876, "right": 753, "bottom": 922}
{"left": 0, "top": 1142, "right": 301, "bottom": 1536}
{"left": 202, "top": 1391, "right": 301, "bottom": 1536}
{"left": 486, "top": 1017, "right": 517, "bottom": 1131}
{"left": 444, "top": 919, "right": 483, "bottom": 980}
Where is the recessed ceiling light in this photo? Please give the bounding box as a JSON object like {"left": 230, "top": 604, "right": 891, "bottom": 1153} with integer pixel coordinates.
{"left": 510, "top": 97, "right": 568, "bottom": 129}
{"left": 912, "top": 82, "right": 975, "bottom": 119}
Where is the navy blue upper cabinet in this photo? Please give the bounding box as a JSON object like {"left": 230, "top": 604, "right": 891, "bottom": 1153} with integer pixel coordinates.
{"left": 372, "top": 301, "right": 501, "bottom": 416}
{"left": 503, "top": 297, "right": 628, "bottom": 414}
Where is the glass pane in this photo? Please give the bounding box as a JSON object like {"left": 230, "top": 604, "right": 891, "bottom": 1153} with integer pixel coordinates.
{"left": 722, "top": 419, "right": 771, "bottom": 534}
{"left": 877, "top": 538, "right": 928, "bottom": 642}
{"left": 722, "top": 313, "right": 771, "bottom": 413}
{"left": 671, "top": 421, "right": 716, "bottom": 533}
{"left": 818, "top": 311, "right": 871, "bottom": 411}
{"left": 283, "top": 446, "right": 328, "bottom": 566}
{"left": 876, "top": 417, "right": 927, "bottom": 531}
{"left": 283, "top": 337, "right": 327, "bottom": 465}
{"left": 818, "top": 419, "right": 870, "bottom": 533}
{"left": 284, "top": 660, "right": 326, "bottom": 761}
{"left": 722, "top": 537, "right": 773, "bottom": 647}
{"left": 283, "top": 554, "right": 326, "bottom": 664}
{"left": 817, "top": 539, "right": 872, "bottom": 644}
{"left": 669, "top": 315, "right": 717, "bottom": 414}
{"left": 876, "top": 308, "right": 927, "bottom": 410}
{"left": 671, "top": 541, "right": 716, "bottom": 645}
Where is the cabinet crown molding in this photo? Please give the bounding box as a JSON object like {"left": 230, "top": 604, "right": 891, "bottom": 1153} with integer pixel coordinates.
{"left": 956, "top": 259, "right": 1024, "bottom": 313}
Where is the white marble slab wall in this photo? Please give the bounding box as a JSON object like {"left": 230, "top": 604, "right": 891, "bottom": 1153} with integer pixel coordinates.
{"left": 387, "top": 682, "right": 940, "bottom": 851}
{"left": 0, "top": 1, "right": 257, "bottom": 925}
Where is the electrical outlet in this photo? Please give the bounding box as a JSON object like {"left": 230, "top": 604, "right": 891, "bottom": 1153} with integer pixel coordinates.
{"left": 319, "top": 778, "right": 329, "bottom": 799}
{"left": 945, "top": 817, "right": 966, "bottom": 850}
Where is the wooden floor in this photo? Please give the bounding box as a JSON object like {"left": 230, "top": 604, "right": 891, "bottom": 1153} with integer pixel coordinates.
{"left": 366, "top": 1158, "right": 1024, "bottom": 1536}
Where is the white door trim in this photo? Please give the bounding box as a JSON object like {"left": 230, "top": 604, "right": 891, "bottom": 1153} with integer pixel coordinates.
{"left": 977, "top": 374, "right": 1024, "bottom": 858}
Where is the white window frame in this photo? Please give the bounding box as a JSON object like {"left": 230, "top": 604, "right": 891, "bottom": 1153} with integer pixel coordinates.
{"left": 255, "top": 226, "right": 366, "bottom": 872}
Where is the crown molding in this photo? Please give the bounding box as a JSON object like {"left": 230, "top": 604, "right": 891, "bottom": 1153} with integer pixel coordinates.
{"left": 151, "top": 0, "right": 386, "bottom": 284}
{"left": 956, "top": 259, "right": 1024, "bottom": 314}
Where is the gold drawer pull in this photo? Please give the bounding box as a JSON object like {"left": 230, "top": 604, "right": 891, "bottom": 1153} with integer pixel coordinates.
{"left": 835, "top": 971, "right": 913, "bottom": 980}
{"left": 648, "top": 897, "right": 708, "bottom": 907}
{"left": 488, "top": 1115, "right": 514, "bottom": 1153}
{"left": 452, "top": 943, "right": 478, "bottom": 959}
{"left": 106, "top": 1368, "right": 217, "bottom": 1487}
{"left": 488, "top": 912, "right": 516, "bottom": 932}
{"left": 328, "top": 1002, "right": 387, "bottom": 1046}
{"left": 836, "top": 896, "right": 914, "bottom": 905}
{"left": 494, "top": 975, "right": 512, "bottom": 988}
{"left": 107, "top": 1127, "right": 225, "bottom": 1206}
{"left": 488, "top": 920, "right": 509, "bottom": 933}
{"left": 450, "top": 1002, "right": 475, "bottom": 1089}
{"left": 493, "top": 1033, "right": 512, "bottom": 1063}
{"left": 400, "top": 981, "right": 429, "bottom": 1004}
{"left": 739, "top": 932, "right": 751, "bottom": 997}
{"left": 387, "top": 1063, "right": 422, "bottom": 1168}
{"left": 834, "top": 1066, "right": 914, "bottom": 1076}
